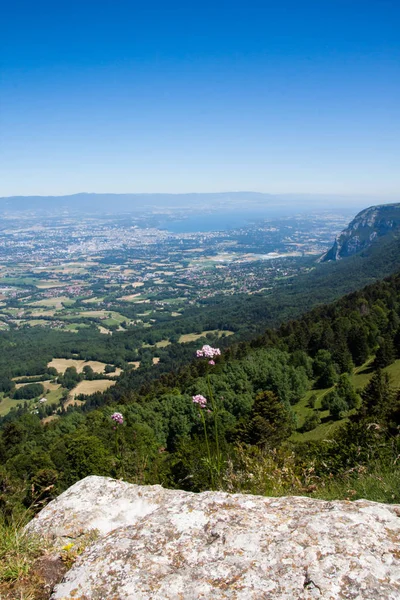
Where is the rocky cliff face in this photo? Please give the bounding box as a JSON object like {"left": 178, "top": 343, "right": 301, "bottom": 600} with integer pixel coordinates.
{"left": 26, "top": 476, "right": 400, "bottom": 599}
{"left": 321, "top": 203, "right": 400, "bottom": 262}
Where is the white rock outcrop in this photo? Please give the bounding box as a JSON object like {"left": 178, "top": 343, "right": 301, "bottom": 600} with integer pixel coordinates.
{"left": 27, "top": 475, "right": 184, "bottom": 540}
{"left": 27, "top": 476, "right": 400, "bottom": 599}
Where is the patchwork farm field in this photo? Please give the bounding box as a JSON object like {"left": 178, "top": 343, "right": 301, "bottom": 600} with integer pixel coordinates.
{"left": 47, "top": 358, "right": 122, "bottom": 376}
{"left": 178, "top": 330, "right": 234, "bottom": 343}
{"left": 28, "top": 296, "right": 74, "bottom": 309}
{"left": 69, "top": 379, "right": 116, "bottom": 398}
{"left": 0, "top": 211, "right": 349, "bottom": 424}
{"left": 0, "top": 380, "right": 66, "bottom": 417}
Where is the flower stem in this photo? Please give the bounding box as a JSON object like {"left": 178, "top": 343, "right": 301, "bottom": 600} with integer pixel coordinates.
{"left": 199, "top": 408, "right": 214, "bottom": 488}
{"left": 207, "top": 373, "right": 221, "bottom": 480}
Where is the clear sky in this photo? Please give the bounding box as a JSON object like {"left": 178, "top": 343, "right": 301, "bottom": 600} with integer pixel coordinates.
{"left": 0, "top": 0, "right": 399, "bottom": 197}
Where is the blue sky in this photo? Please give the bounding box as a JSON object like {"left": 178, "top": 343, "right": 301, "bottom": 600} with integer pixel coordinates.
{"left": 1, "top": 0, "right": 399, "bottom": 197}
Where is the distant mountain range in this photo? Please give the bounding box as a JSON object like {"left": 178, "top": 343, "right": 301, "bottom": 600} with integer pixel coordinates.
{"left": 321, "top": 203, "right": 400, "bottom": 262}
{"left": 0, "top": 192, "right": 385, "bottom": 215}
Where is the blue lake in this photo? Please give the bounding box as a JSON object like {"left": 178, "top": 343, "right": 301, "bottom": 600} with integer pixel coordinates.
{"left": 163, "top": 208, "right": 296, "bottom": 233}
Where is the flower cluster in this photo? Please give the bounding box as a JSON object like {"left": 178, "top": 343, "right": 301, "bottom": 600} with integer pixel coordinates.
{"left": 192, "top": 394, "right": 207, "bottom": 408}
{"left": 196, "top": 345, "right": 221, "bottom": 359}
{"left": 111, "top": 412, "right": 124, "bottom": 425}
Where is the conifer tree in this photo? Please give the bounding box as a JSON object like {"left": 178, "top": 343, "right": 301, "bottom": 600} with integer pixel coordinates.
{"left": 373, "top": 336, "right": 395, "bottom": 369}
{"left": 237, "top": 391, "right": 294, "bottom": 448}
{"left": 361, "top": 369, "right": 392, "bottom": 420}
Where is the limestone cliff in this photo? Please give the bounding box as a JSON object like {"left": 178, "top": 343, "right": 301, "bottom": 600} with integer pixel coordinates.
{"left": 27, "top": 476, "right": 400, "bottom": 599}
{"left": 321, "top": 203, "right": 400, "bottom": 262}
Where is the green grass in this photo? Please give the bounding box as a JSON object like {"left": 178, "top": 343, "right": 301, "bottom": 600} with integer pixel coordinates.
{"left": 0, "top": 277, "right": 39, "bottom": 287}
{"left": 81, "top": 296, "right": 105, "bottom": 304}
{"left": 311, "top": 465, "right": 400, "bottom": 503}
{"left": 103, "top": 318, "right": 119, "bottom": 327}
{"left": 291, "top": 356, "right": 400, "bottom": 443}
{"left": 0, "top": 385, "right": 66, "bottom": 417}
{"left": 384, "top": 358, "right": 400, "bottom": 385}
{"left": 349, "top": 357, "right": 375, "bottom": 390}
{"left": 179, "top": 329, "right": 234, "bottom": 343}
{"left": 26, "top": 320, "right": 49, "bottom": 327}
{"left": 2, "top": 308, "right": 20, "bottom": 315}
{"left": 0, "top": 395, "right": 24, "bottom": 417}
{"left": 143, "top": 340, "right": 171, "bottom": 349}
{"left": 61, "top": 299, "right": 76, "bottom": 307}
{"left": 41, "top": 385, "right": 66, "bottom": 408}
{"left": 77, "top": 310, "right": 127, "bottom": 324}
{"left": 349, "top": 357, "right": 400, "bottom": 391}
{"left": 63, "top": 322, "right": 90, "bottom": 331}
{"left": 291, "top": 415, "right": 348, "bottom": 442}
{"left": 158, "top": 297, "right": 186, "bottom": 305}
{"left": 0, "top": 514, "right": 97, "bottom": 598}
{"left": 291, "top": 390, "right": 327, "bottom": 426}
{"left": 0, "top": 518, "right": 42, "bottom": 585}
{"left": 291, "top": 381, "right": 352, "bottom": 443}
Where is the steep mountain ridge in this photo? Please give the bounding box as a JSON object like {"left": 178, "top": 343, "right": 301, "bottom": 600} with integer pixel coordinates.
{"left": 321, "top": 202, "right": 400, "bottom": 261}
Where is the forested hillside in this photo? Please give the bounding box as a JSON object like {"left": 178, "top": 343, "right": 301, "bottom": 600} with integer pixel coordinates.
{"left": 1, "top": 226, "right": 399, "bottom": 403}
{"left": 1, "top": 270, "right": 400, "bottom": 518}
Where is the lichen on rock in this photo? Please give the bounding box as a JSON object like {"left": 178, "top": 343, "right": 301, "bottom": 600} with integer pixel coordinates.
{"left": 26, "top": 476, "right": 400, "bottom": 599}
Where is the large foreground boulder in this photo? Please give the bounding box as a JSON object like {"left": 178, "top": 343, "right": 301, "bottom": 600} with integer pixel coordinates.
{"left": 27, "top": 476, "right": 400, "bottom": 599}
{"left": 27, "top": 475, "right": 184, "bottom": 541}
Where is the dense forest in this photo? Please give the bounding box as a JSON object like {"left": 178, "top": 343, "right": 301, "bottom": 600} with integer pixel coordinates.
{"left": 1, "top": 269, "right": 400, "bottom": 518}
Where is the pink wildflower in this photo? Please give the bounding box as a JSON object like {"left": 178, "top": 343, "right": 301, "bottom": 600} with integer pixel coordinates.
{"left": 196, "top": 345, "right": 221, "bottom": 359}
{"left": 111, "top": 412, "right": 124, "bottom": 425}
{"left": 192, "top": 394, "right": 207, "bottom": 408}
{"left": 208, "top": 360, "right": 215, "bottom": 365}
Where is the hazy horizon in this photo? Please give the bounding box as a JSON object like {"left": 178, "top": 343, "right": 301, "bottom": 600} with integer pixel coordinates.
{"left": 1, "top": 191, "right": 399, "bottom": 200}
{"left": 0, "top": 190, "right": 397, "bottom": 221}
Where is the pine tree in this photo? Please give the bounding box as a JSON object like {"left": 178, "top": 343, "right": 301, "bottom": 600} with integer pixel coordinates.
{"left": 361, "top": 369, "right": 393, "bottom": 420}
{"left": 336, "top": 373, "right": 360, "bottom": 409}
{"left": 348, "top": 327, "right": 369, "bottom": 366}
{"left": 373, "top": 336, "right": 395, "bottom": 369}
{"left": 237, "top": 391, "right": 294, "bottom": 448}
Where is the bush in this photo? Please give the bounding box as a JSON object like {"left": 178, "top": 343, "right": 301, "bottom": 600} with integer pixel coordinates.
{"left": 302, "top": 413, "right": 321, "bottom": 432}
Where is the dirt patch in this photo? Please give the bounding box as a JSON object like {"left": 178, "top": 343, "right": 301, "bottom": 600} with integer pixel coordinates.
{"left": 98, "top": 326, "right": 111, "bottom": 334}
{"left": 0, "top": 554, "right": 67, "bottom": 600}
{"left": 69, "top": 379, "right": 116, "bottom": 399}
{"left": 42, "top": 381, "right": 61, "bottom": 391}
{"left": 119, "top": 293, "right": 142, "bottom": 301}
{"left": 28, "top": 297, "right": 71, "bottom": 309}
{"left": 34, "top": 554, "right": 68, "bottom": 598}
{"left": 47, "top": 358, "right": 121, "bottom": 375}
{"left": 179, "top": 330, "right": 234, "bottom": 343}
{"left": 128, "top": 361, "right": 140, "bottom": 369}
{"left": 42, "top": 415, "right": 60, "bottom": 425}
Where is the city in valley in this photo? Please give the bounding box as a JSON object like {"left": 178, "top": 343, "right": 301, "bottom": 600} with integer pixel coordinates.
{"left": 0, "top": 210, "right": 348, "bottom": 334}
{"left": 0, "top": 207, "right": 348, "bottom": 419}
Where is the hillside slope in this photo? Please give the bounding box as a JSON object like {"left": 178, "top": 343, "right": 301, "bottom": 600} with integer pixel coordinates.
{"left": 321, "top": 203, "right": 400, "bottom": 262}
